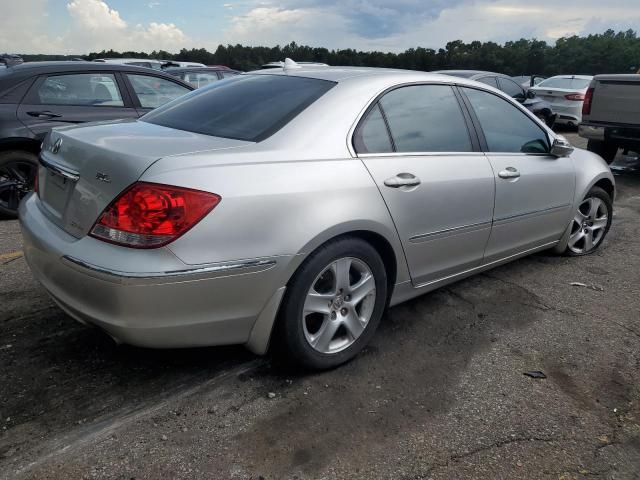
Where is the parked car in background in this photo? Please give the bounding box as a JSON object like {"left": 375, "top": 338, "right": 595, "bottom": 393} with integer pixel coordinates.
{"left": 166, "top": 66, "right": 241, "bottom": 88}
{"left": 434, "top": 70, "right": 556, "bottom": 126}
{"left": 530, "top": 75, "right": 593, "bottom": 127}
{"left": 161, "top": 61, "right": 207, "bottom": 69}
{"left": 512, "top": 75, "right": 546, "bottom": 88}
{"left": 579, "top": 74, "right": 640, "bottom": 164}
{"left": 261, "top": 61, "right": 329, "bottom": 69}
{"left": 93, "top": 58, "right": 166, "bottom": 70}
{"left": 0, "top": 62, "right": 193, "bottom": 217}
{"left": 20, "top": 62, "right": 614, "bottom": 370}
{"left": 0, "top": 54, "right": 23, "bottom": 68}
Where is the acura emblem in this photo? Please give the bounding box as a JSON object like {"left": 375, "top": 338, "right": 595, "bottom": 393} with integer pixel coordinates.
{"left": 50, "top": 138, "right": 62, "bottom": 154}
{"left": 96, "top": 172, "right": 111, "bottom": 183}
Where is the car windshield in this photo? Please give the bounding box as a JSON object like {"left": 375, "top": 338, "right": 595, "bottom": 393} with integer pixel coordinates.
{"left": 142, "top": 74, "right": 335, "bottom": 142}
{"left": 537, "top": 77, "right": 591, "bottom": 89}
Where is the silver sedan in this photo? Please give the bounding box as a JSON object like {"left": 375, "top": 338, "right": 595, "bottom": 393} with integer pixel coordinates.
{"left": 20, "top": 63, "right": 615, "bottom": 369}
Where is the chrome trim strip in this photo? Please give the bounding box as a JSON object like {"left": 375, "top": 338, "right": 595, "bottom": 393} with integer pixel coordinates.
{"left": 61, "top": 256, "right": 276, "bottom": 284}
{"left": 412, "top": 240, "right": 559, "bottom": 290}
{"left": 358, "top": 152, "right": 487, "bottom": 158}
{"left": 494, "top": 203, "right": 571, "bottom": 224}
{"left": 39, "top": 156, "right": 80, "bottom": 182}
{"left": 409, "top": 220, "right": 491, "bottom": 243}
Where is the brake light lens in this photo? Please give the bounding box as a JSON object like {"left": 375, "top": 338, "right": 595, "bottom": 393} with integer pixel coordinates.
{"left": 565, "top": 93, "right": 585, "bottom": 101}
{"left": 90, "top": 182, "right": 220, "bottom": 248}
{"left": 582, "top": 87, "right": 594, "bottom": 114}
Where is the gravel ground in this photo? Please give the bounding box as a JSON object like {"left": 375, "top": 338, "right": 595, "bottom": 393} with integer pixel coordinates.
{"left": 1, "top": 133, "right": 639, "bottom": 479}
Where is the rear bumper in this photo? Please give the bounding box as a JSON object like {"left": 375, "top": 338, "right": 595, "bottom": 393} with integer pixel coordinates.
{"left": 19, "top": 193, "right": 290, "bottom": 350}
{"left": 579, "top": 122, "right": 640, "bottom": 148}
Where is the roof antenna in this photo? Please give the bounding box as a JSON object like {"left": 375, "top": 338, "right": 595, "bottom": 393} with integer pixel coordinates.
{"left": 284, "top": 58, "right": 301, "bottom": 70}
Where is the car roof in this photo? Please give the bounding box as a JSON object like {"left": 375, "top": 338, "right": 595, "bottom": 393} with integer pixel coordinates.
{"left": 0, "top": 61, "right": 194, "bottom": 92}
{"left": 248, "top": 66, "right": 504, "bottom": 86}
{"left": 543, "top": 75, "right": 594, "bottom": 79}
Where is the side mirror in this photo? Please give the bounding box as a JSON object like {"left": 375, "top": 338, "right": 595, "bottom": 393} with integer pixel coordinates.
{"left": 526, "top": 90, "right": 536, "bottom": 99}
{"left": 550, "top": 137, "right": 574, "bottom": 157}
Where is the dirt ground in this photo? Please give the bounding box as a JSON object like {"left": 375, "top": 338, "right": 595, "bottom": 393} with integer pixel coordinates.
{"left": 1, "top": 133, "right": 639, "bottom": 479}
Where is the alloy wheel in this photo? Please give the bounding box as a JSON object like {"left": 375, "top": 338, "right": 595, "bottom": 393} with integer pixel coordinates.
{"left": 302, "top": 257, "right": 376, "bottom": 354}
{"left": 0, "top": 160, "right": 37, "bottom": 213}
{"left": 567, "top": 197, "right": 609, "bottom": 254}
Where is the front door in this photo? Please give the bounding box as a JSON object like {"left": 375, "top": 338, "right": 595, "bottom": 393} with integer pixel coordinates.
{"left": 460, "top": 86, "right": 575, "bottom": 262}
{"left": 354, "top": 84, "right": 496, "bottom": 286}
{"left": 17, "top": 72, "right": 138, "bottom": 142}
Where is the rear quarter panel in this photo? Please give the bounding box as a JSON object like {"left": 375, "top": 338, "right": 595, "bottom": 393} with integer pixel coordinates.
{"left": 141, "top": 156, "right": 410, "bottom": 287}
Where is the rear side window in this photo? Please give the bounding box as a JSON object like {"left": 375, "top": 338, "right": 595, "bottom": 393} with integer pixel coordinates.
{"left": 35, "top": 73, "right": 124, "bottom": 107}
{"left": 142, "top": 75, "right": 335, "bottom": 142}
{"left": 127, "top": 74, "right": 190, "bottom": 109}
{"left": 476, "top": 76, "right": 498, "bottom": 88}
{"left": 498, "top": 77, "right": 525, "bottom": 99}
{"left": 353, "top": 104, "right": 393, "bottom": 153}
{"left": 463, "top": 87, "right": 549, "bottom": 154}
{"left": 377, "top": 84, "right": 472, "bottom": 153}
{"left": 183, "top": 72, "right": 219, "bottom": 88}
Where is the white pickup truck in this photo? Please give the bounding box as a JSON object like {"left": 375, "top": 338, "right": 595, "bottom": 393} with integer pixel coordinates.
{"left": 579, "top": 74, "right": 640, "bottom": 164}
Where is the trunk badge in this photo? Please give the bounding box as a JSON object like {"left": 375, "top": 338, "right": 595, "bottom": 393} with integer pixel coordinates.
{"left": 96, "top": 172, "right": 111, "bottom": 183}
{"left": 50, "top": 138, "right": 62, "bottom": 154}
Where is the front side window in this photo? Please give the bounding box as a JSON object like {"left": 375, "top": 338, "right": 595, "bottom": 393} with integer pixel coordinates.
{"left": 36, "top": 73, "right": 124, "bottom": 107}
{"left": 463, "top": 87, "right": 550, "bottom": 154}
{"left": 127, "top": 74, "right": 190, "bottom": 109}
{"left": 142, "top": 74, "right": 335, "bottom": 142}
{"left": 378, "top": 84, "right": 472, "bottom": 153}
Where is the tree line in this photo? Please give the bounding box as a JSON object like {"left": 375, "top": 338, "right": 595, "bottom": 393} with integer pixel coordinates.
{"left": 21, "top": 29, "right": 640, "bottom": 76}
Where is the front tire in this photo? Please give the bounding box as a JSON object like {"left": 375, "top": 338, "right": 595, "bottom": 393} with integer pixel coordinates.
{"left": 0, "top": 150, "right": 38, "bottom": 218}
{"left": 277, "top": 237, "right": 388, "bottom": 370}
{"left": 564, "top": 186, "right": 612, "bottom": 256}
{"left": 587, "top": 140, "right": 618, "bottom": 165}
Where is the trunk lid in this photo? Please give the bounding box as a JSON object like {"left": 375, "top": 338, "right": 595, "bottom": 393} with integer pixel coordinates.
{"left": 37, "top": 119, "right": 251, "bottom": 238}
{"left": 588, "top": 75, "right": 640, "bottom": 124}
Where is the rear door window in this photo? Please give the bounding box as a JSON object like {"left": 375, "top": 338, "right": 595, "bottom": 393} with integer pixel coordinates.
{"left": 35, "top": 73, "right": 124, "bottom": 106}
{"left": 184, "top": 72, "right": 220, "bottom": 88}
{"left": 126, "top": 74, "right": 190, "bottom": 109}
{"left": 498, "top": 77, "right": 526, "bottom": 99}
{"left": 377, "top": 84, "right": 472, "bottom": 153}
{"left": 462, "top": 87, "right": 550, "bottom": 153}
{"left": 142, "top": 74, "right": 335, "bottom": 142}
{"left": 476, "top": 76, "right": 498, "bottom": 88}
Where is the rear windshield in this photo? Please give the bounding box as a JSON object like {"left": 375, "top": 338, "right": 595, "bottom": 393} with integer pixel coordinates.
{"left": 142, "top": 74, "right": 335, "bottom": 142}
{"left": 537, "top": 77, "right": 591, "bottom": 89}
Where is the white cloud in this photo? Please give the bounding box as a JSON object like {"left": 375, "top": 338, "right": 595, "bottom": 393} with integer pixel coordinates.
{"left": 0, "top": 0, "right": 64, "bottom": 53}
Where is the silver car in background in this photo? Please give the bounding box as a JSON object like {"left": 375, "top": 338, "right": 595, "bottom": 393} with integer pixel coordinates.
{"left": 20, "top": 63, "right": 614, "bottom": 370}
{"left": 530, "top": 75, "right": 593, "bottom": 127}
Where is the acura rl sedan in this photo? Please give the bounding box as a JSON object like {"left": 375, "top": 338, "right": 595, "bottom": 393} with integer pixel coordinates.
{"left": 20, "top": 62, "right": 615, "bottom": 370}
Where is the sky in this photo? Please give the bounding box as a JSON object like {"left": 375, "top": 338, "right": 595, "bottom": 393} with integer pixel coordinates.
{"left": 2, "top": 0, "right": 640, "bottom": 55}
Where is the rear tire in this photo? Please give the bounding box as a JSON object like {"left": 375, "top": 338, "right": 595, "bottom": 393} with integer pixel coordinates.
{"left": 587, "top": 140, "right": 618, "bottom": 165}
{"left": 0, "top": 150, "right": 38, "bottom": 218}
{"left": 276, "top": 237, "right": 387, "bottom": 370}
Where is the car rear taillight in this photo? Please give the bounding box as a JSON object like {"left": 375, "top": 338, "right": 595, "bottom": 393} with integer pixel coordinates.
{"left": 565, "top": 93, "right": 585, "bottom": 101}
{"left": 90, "top": 182, "right": 220, "bottom": 248}
{"left": 582, "top": 87, "right": 594, "bottom": 114}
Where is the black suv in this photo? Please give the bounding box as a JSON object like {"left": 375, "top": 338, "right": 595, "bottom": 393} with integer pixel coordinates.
{"left": 0, "top": 62, "right": 193, "bottom": 217}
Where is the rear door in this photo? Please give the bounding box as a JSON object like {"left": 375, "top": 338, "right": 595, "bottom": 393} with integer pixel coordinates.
{"left": 122, "top": 73, "right": 191, "bottom": 116}
{"left": 17, "top": 72, "right": 137, "bottom": 141}
{"left": 460, "top": 86, "right": 575, "bottom": 262}
{"left": 356, "top": 83, "right": 495, "bottom": 286}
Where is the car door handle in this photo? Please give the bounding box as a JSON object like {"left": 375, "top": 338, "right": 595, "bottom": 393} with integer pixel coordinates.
{"left": 384, "top": 173, "right": 421, "bottom": 188}
{"left": 26, "top": 111, "right": 62, "bottom": 119}
{"left": 498, "top": 167, "right": 521, "bottom": 179}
